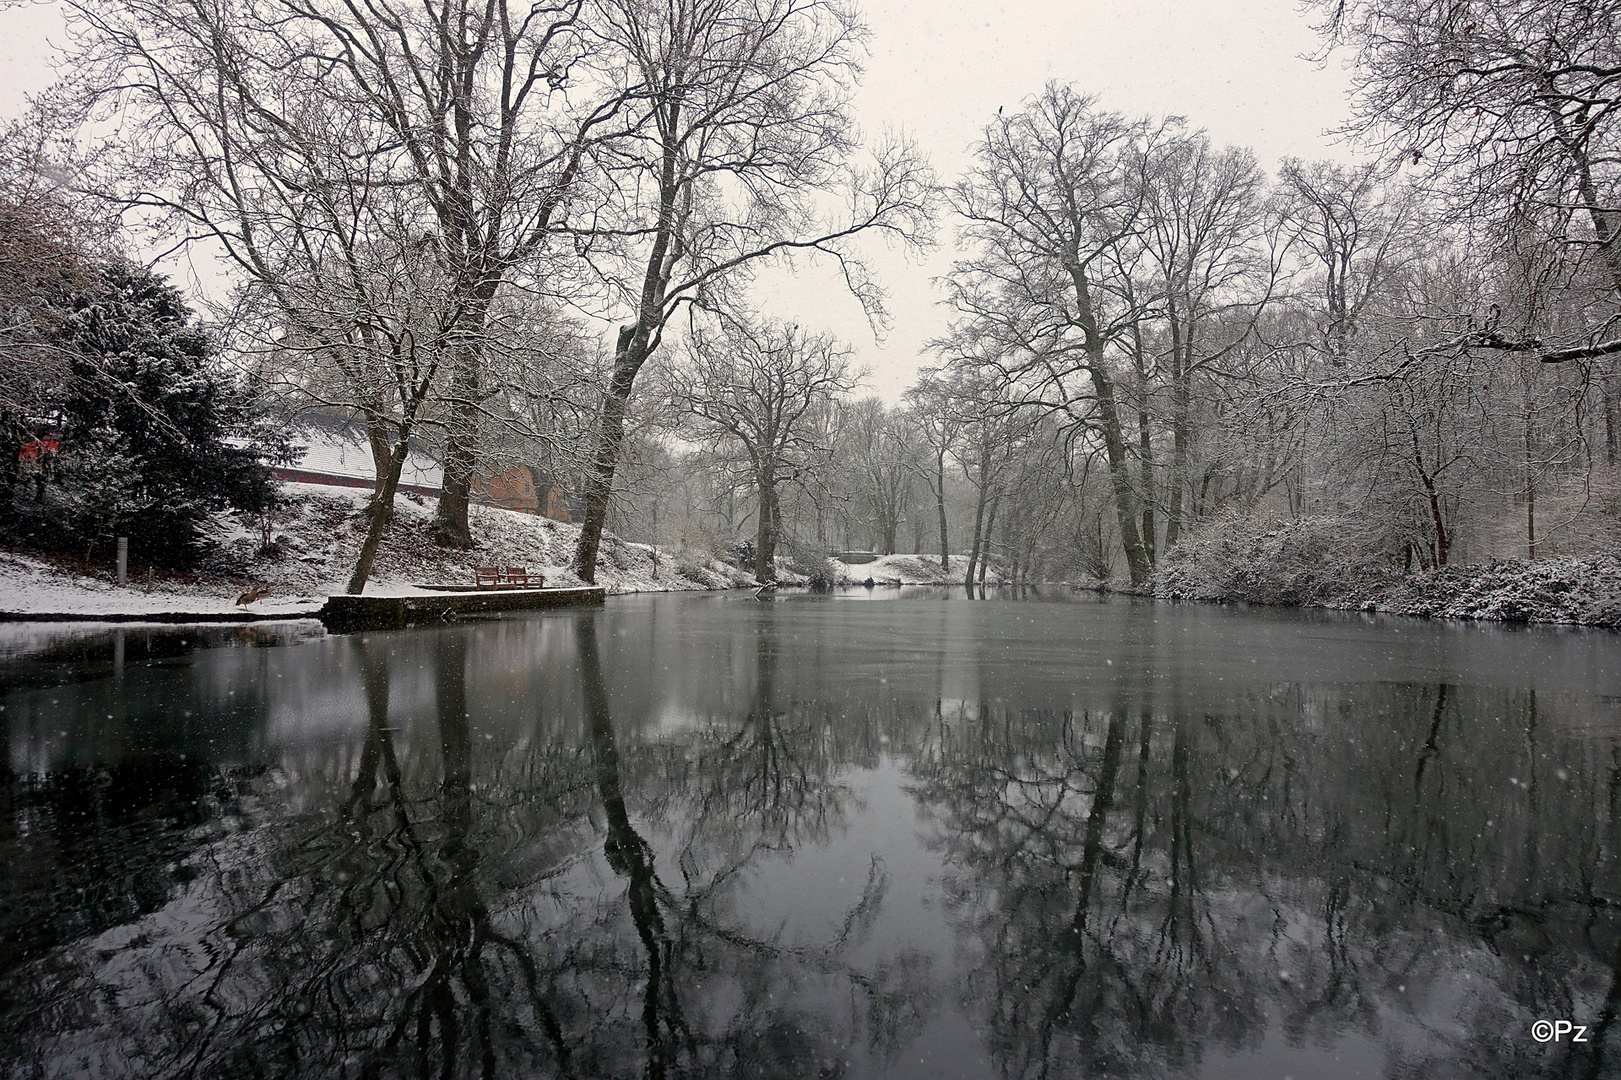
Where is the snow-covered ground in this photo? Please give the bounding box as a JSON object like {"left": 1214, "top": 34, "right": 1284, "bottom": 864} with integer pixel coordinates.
{"left": 0, "top": 485, "right": 996, "bottom": 620}
{"left": 0, "top": 484, "right": 763, "bottom": 619}
{"left": 245, "top": 482, "right": 768, "bottom": 598}
{"left": 0, "top": 550, "right": 326, "bottom": 618}
{"left": 821, "top": 552, "right": 1003, "bottom": 588}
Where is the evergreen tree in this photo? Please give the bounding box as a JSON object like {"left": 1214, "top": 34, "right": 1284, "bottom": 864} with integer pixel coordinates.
{"left": 10, "top": 261, "right": 286, "bottom": 566}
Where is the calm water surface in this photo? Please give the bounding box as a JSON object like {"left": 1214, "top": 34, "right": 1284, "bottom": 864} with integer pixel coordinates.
{"left": 3, "top": 588, "right": 1621, "bottom": 1079}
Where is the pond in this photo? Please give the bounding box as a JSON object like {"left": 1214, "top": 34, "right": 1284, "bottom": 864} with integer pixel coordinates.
{"left": 3, "top": 589, "right": 1621, "bottom": 1079}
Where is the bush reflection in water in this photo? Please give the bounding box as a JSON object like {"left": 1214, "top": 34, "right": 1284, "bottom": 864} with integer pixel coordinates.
{"left": 1, "top": 598, "right": 1619, "bottom": 1079}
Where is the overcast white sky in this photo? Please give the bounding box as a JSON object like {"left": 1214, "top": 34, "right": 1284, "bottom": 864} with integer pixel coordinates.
{"left": 788, "top": 0, "right": 1363, "bottom": 400}
{"left": 0, "top": 0, "right": 1361, "bottom": 400}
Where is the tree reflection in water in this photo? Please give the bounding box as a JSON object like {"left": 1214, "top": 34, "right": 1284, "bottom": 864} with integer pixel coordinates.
{"left": 1, "top": 616, "right": 919, "bottom": 1078}
{"left": 574, "top": 612, "right": 931, "bottom": 1077}
{"left": 4, "top": 603, "right": 1621, "bottom": 1079}
{"left": 909, "top": 681, "right": 1621, "bottom": 1078}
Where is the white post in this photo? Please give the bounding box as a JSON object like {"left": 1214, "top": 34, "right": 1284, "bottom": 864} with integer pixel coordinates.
{"left": 116, "top": 537, "right": 128, "bottom": 584}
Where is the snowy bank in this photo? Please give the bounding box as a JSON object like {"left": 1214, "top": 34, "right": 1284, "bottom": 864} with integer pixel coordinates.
{"left": 231, "top": 483, "right": 759, "bottom": 597}
{"left": 1149, "top": 517, "right": 1621, "bottom": 628}
{"left": 1361, "top": 557, "right": 1621, "bottom": 626}
{"left": 0, "top": 550, "right": 326, "bottom": 620}
{"left": 0, "top": 484, "right": 1025, "bottom": 622}
{"left": 0, "top": 483, "right": 758, "bottom": 619}
{"left": 818, "top": 553, "right": 1005, "bottom": 588}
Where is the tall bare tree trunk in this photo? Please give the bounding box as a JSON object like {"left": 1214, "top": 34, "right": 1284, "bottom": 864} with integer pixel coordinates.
{"left": 978, "top": 494, "right": 1000, "bottom": 589}
{"left": 436, "top": 288, "right": 497, "bottom": 549}
{"left": 964, "top": 457, "right": 989, "bottom": 589}
{"left": 435, "top": 354, "right": 479, "bottom": 549}
{"left": 1066, "top": 263, "right": 1152, "bottom": 585}
{"left": 1421, "top": 477, "right": 1449, "bottom": 567}
{"left": 1164, "top": 366, "right": 1192, "bottom": 550}
{"left": 347, "top": 432, "right": 416, "bottom": 594}
{"left": 1603, "top": 362, "right": 1618, "bottom": 465}
{"left": 1525, "top": 412, "right": 1538, "bottom": 560}
{"left": 754, "top": 462, "right": 779, "bottom": 582}
{"left": 576, "top": 329, "right": 646, "bottom": 584}
{"left": 1133, "top": 329, "right": 1157, "bottom": 567}
{"left": 1138, "top": 404, "right": 1156, "bottom": 567}
{"left": 574, "top": 79, "right": 682, "bottom": 584}
{"left": 1090, "top": 361, "right": 1153, "bottom": 585}
{"left": 364, "top": 411, "right": 395, "bottom": 515}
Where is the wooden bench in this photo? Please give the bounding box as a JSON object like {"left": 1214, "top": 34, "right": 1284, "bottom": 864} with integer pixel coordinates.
{"left": 474, "top": 566, "right": 543, "bottom": 588}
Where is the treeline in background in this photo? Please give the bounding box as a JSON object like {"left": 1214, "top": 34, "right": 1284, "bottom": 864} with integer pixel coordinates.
{"left": 2, "top": 0, "right": 1617, "bottom": 598}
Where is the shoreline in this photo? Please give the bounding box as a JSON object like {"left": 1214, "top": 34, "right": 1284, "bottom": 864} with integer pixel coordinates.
{"left": 3, "top": 574, "right": 1619, "bottom": 632}
{"left": 1141, "top": 553, "right": 1621, "bottom": 630}
{"left": 0, "top": 609, "right": 324, "bottom": 624}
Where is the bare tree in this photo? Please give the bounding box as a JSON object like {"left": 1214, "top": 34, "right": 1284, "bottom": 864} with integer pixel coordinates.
{"left": 1272, "top": 159, "right": 1419, "bottom": 364}
{"left": 569, "top": 0, "right": 935, "bottom": 582}
{"left": 935, "top": 366, "right": 1032, "bottom": 590}
{"left": 902, "top": 374, "right": 961, "bottom": 570}
{"left": 667, "top": 317, "right": 857, "bottom": 582}
{"left": 942, "top": 86, "right": 1172, "bottom": 585}
{"left": 771, "top": 393, "right": 844, "bottom": 549}
{"left": 467, "top": 300, "right": 604, "bottom": 515}
{"left": 1312, "top": 247, "right": 1605, "bottom": 566}
{"left": 1310, "top": 0, "right": 1621, "bottom": 361}
{"left": 1139, "top": 135, "right": 1275, "bottom": 549}
{"left": 66, "top": 0, "right": 625, "bottom": 588}
{"left": 838, "top": 398, "right": 917, "bottom": 554}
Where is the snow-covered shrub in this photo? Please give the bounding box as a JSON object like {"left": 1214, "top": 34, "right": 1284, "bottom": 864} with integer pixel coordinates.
{"left": 1154, "top": 511, "right": 1621, "bottom": 625}
{"left": 670, "top": 531, "right": 724, "bottom": 583}
{"left": 1379, "top": 556, "right": 1621, "bottom": 625}
{"left": 674, "top": 555, "right": 710, "bottom": 580}
{"left": 1152, "top": 511, "right": 1400, "bottom": 606}
{"left": 724, "top": 539, "right": 755, "bottom": 570}
{"left": 805, "top": 561, "right": 836, "bottom": 591}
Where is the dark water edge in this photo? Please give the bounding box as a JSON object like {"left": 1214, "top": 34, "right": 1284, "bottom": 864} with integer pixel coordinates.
{"left": 3, "top": 588, "right": 1621, "bottom": 1079}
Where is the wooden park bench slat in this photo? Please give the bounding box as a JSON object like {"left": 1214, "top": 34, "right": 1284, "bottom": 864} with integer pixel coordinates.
{"left": 473, "top": 565, "right": 544, "bottom": 588}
